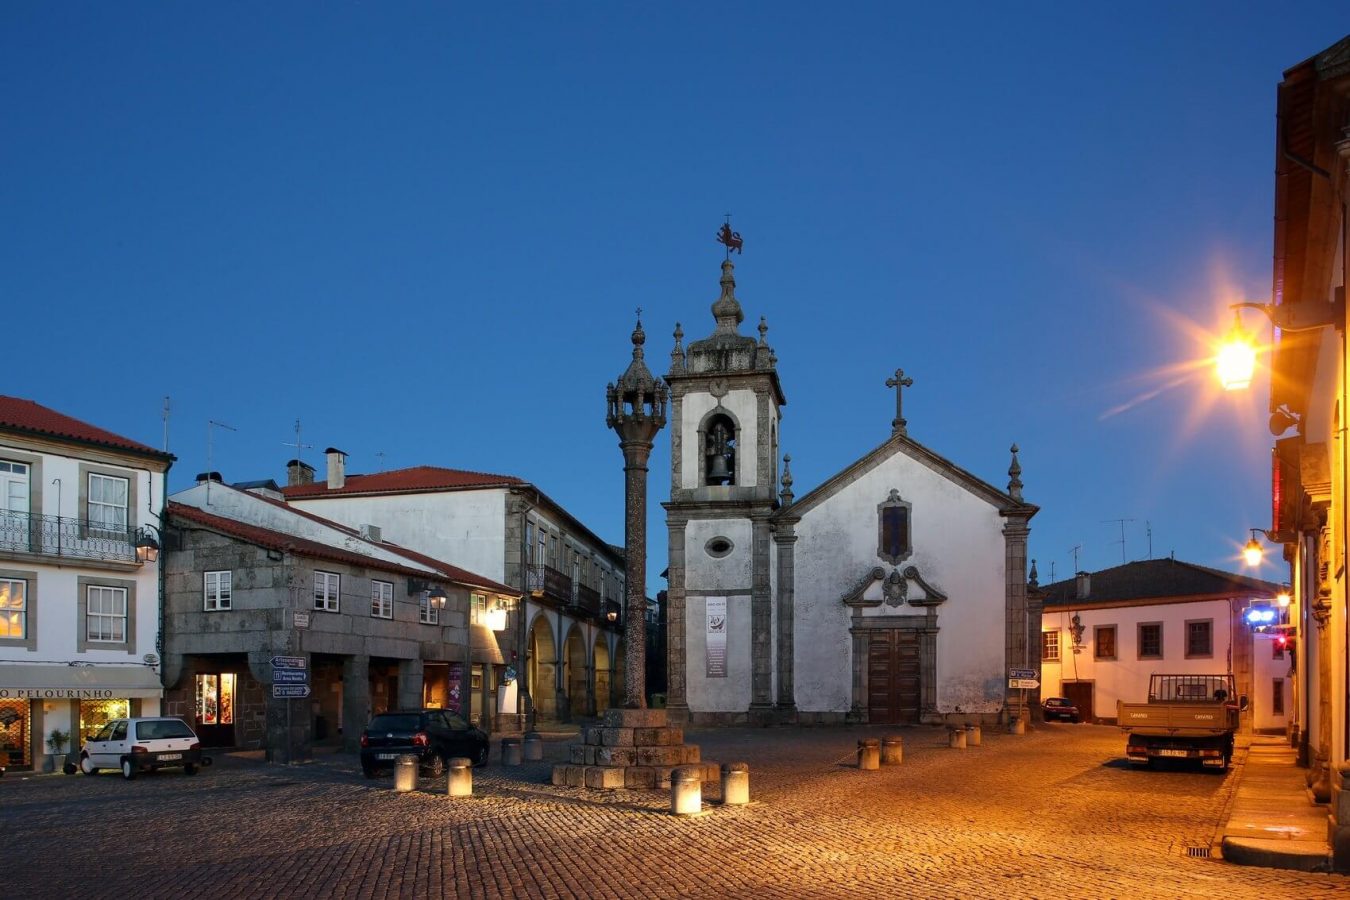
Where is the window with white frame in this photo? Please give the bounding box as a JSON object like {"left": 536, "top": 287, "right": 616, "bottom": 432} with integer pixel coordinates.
{"left": 468, "top": 592, "right": 487, "bottom": 625}
{"left": 87, "top": 585, "right": 127, "bottom": 642}
{"left": 0, "top": 578, "right": 27, "bottom": 639}
{"left": 88, "top": 473, "right": 129, "bottom": 531}
{"left": 1185, "top": 619, "right": 1213, "bottom": 658}
{"left": 371, "top": 580, "right": 393, "bottom": 619}
{"left": 204, "top": 571, "right": 232, "bottom": 611}
{"left": 1041, "top": 630, "right": 1060, "bottom": 661}
{"left": 314, "top": 571, "right": 340, "bottom": 612}
{"left": 418, "top": 591, "right": 439, "bottom": 625}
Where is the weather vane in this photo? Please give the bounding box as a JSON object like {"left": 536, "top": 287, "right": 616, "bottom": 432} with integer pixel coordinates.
{"left": 716, "top": 214, "right": 743, "bottom": 258}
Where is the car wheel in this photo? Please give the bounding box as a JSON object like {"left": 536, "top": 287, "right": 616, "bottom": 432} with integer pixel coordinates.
{"left": 184, "top": 763, "right": 198, "bottom": 776}
{"left": 423, "top": 754, "right": 445, "bottom": 778}
{"left": 81, "top": 755, "right": 98, "bottom": 776}
{"left": 121, "top": 758, "right": 136, "bottom": 780}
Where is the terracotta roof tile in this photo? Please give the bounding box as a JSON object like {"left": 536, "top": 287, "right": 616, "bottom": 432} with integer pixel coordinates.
{"left": 1040, "top": 558, "right": 1283, "bottom": 607}
{"left": 280, "top": 465, "right": 523, "bottom": 498}
{"left": 167, "top": 501, "right": 514, "bottom": 595}
{"left": 0, "top": 395, "right": 170, "bottom": 459}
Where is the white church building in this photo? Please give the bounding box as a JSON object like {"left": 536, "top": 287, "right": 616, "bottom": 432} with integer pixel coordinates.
{"left": 663, "top": 259, "right": 1038, "bottom": 726}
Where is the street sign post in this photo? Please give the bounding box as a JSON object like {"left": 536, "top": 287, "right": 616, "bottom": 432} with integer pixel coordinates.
{"left": 1008, "top": 667, "right": 1038, "bottom": 680}
{"left": 272, "top": 684, "right": 311, "bottom": 699}
{"left": 1008, "top": 678, "right": 1040, "bottom": 690}
{"left": 270, "top": 656, "right": 306, "bottom": 670}
{"left": 272, "top": 669, "right": 309, "bottom": 684}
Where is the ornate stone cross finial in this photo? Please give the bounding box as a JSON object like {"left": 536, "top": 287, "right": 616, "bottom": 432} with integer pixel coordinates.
{"left": 885, "top": 368, "right": 914, "bottom": 436}
{"left": 1008, "top": 443, "right": 1023, "bottom": 501}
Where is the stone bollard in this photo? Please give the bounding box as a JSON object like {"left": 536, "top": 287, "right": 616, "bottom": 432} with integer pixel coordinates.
{"left": 948, "top": 727, "right": 967, "bottom": 750}
{"left": 523, "top": 731, "right": 543, "bottom": 761}
{"left": 671, "top": 765, "right": 702, "bottom": 815}
{"left": 881, "top": 736, "right": 904, "bottom": 765}
{"left": 1009, "top": 716, "right": 1026, "bottom": 735}
{"left": 394, "top": 754, "right": 418, "bottom": 792}
{"left": 965, "top": 724, "right": 981, "bottom": 747}
{"left": 857, "top": 738, "right": 880, "bottom": 770}
{"left": 446, "top": 757, "right": 473, "bottom": 797}
{"left": 721, "top": 762, "right": 750, "bottom": 806}
{"left": 501, "top": 737, "right": 523, "bottom": 766}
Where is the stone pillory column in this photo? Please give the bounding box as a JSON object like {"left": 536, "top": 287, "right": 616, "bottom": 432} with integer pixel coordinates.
{"left": 607, "top": 311, "right": 668, "bottom": 709}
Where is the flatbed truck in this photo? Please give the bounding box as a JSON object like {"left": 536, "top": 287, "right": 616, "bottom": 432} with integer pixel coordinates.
{"left": 1117, "top": 674, "right": 1245, "bottom": 770}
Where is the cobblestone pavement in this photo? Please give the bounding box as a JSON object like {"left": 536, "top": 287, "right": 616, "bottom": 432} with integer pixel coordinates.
{"left": 5, "top": 722, "right": 1347, "bottom": 899}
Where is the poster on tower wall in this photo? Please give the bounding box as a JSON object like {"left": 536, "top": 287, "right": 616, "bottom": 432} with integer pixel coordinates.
{"left": 706, "top": 596, "right": 727, "bottom": 678}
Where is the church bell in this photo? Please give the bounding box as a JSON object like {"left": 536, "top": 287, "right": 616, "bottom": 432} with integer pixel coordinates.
{"left": 707, "top": 452, "right": 732, "bottom": 484}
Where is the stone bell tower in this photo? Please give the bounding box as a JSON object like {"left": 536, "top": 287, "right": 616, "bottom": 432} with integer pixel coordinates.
{"left": 664, "top": 256, "right": 786, "bottom": 724}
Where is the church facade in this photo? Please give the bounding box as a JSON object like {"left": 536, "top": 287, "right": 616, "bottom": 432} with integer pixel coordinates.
{"left": 664, "top": 259, "right": 1039, "bottom": 726}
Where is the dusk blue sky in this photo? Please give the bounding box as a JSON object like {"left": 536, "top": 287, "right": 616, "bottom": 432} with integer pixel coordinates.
{"left": 6, "top": 5, "right": 1349, "bottom": 594}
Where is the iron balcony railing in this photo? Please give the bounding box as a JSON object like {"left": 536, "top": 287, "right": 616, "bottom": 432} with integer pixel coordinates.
{"left": 573, "top": 583, "right": 601, "bottom": 618}
{"left": 526, "top": 564, "right": 573, "bottom": 605}
{"left": 0, "top": 511, "right": 137, "bottom": 563}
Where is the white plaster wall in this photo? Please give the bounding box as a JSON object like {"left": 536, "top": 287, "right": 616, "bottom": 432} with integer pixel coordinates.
{"left": 684, "top": 518, "right": 754, "bottom": 712}
{"left": 173, "top": 483, "right": 443, "bottom": 575}
{"left": 685, "top": 592, "right": 753, "bottom": 712}
{"left": 1252, "top": 632, "right": 1292, "bottom": 731}
{"left": 792, "top": 449, "right": 1007, "bottom": 714}
{"left": 679, "top": 389, "right": 760, "bottom": 489}
{"left": 287, "top": 489, "right": 508, "bottom": 582}
{"left": 1040, "top": 600, "right": 1234, "bottom": 720}
{"left": 0, "top": 446, "right": 164, "bottom": 671}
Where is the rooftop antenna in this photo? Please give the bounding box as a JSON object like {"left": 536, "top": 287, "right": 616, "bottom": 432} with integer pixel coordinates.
{"left": 281, "top": 418, "right": 313, "bottom": 464}
{"left": 1101, "top": 518, "right": 1135, "bottom": 565}
{"left": 1146, "top": 521, "right": 1153, "bottom": 559}
{"left": 1069, "top": 544, "right": 1082, "bottom": 573}
{"left": 206, "top": 419, "right": 237, "bottom": 504}
{"left": 374, "top": 450, "right": 386, "bottom": 471}
{"left": 162, "top": 396, "right": 171, "bottom": 452}
{"left": 1049, "top": 561, "right": 1057, "bottom": 583}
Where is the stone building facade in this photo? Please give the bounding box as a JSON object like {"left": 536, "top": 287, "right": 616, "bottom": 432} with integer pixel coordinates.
{"left": 162, "top": 480, "right": 517, "bottom": 760}
{"left": 664, "top": 260, "right": 1038, "bottom": 726}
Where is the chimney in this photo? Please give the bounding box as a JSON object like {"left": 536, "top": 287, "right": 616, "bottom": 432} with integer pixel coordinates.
{"left": 195, "top": 472, "right": 223, "bottom": 484}
{"left": 325, "top": 448, "right": 346, "bottom": 490}
{"left": 1075, "top": 571, "right": 1091, "bottom": 600}
{"left": 286, "top": 459, "right": 315, "bottom": 487}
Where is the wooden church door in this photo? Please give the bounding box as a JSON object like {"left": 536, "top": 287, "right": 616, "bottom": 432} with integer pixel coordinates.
{"left": 867, "top": 630, "right": 921, "bottom": 724}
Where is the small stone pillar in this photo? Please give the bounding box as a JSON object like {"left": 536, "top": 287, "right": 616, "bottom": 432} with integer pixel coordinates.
{"left": 446, "top": 757, "right": 473, "bottom": 797}
{"left": 881, "top": 736, "right": 904, "bottom": 765}
{"left": 502, "top": 736, "right": 522, "bottom": 766}
{"left": 394, "top": 754, "right": 418, "bottom": 792}
{"left": 948, "top": 728, "right": 967, "bottom": 750}
{"left": 857, "top": 738, "right": 880, "bottom": 770}
{"left": 523, "top": 730, "right": 543, "bottom": 761}
{"left": 721, "top": 762, "right": 750, "bottom": 806}
{"left": 671, "top": 765, "right": 702, "bottom": 815}
{"left": 965, "top": 724, "right": 981, "bottom": 747}
{"left": 1009, "top": 716, "right": 1026, "bottom": 735}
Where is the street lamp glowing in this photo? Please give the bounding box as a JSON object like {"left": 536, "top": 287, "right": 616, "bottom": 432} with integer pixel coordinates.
{"left": 1217, "top": 312, "right": 1257, "bottom": 390}
{"left": 1276, "top": 587, "right": 1291, "bottom": 607}
{"left": 1242, "top": 529, "right": 1264, "bottom": 567}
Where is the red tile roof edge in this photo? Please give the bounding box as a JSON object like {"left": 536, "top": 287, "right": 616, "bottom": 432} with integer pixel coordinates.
{"left": 279, "top": 465, "right": 524, "bottom": 499}
{"left": 0, "top": 395, "right": 173, "bottom": 460}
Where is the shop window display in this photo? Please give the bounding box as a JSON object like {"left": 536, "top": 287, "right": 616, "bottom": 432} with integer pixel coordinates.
{"left": 0, "top": 699, "right": 30, "bottom": 767}
{"left": 196, "top": 673, "right": 236, "bottom": 725}
{"left": 79, "top": 698, "right": 130, "bottom": 745}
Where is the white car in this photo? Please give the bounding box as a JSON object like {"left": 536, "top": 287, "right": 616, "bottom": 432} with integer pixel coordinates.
{"left": 79, "top": 717, "right": 205, "bottom": 779}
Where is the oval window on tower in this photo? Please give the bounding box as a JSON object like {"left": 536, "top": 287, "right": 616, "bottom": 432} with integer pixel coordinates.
{"left": 705, "top": 536, "right": 734, "bottom": 558}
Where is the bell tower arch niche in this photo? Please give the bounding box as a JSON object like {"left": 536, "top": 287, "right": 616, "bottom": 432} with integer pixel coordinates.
{"left": 699, "top": 408, "right": 740, "bottom": 487}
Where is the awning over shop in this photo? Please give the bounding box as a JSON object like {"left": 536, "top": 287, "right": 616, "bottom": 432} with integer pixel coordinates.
{"left": 0, "top": 664, "right": 163, "bottom": 700}
{"left": 469, "top": 624, "right": 505, "bottom": 665}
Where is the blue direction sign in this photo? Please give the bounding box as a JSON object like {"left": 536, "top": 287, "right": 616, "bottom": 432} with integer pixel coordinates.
{"left": 270, "top": 656, "right": 306, "bottom": 670}
{"left": 272, "top": 684, "right": 311, "bottom": 699}
{"left": 273, "top": 669, "right": 309, "bottom": 684}
{"left": 1008, "top": 667, "right": 1038, "bottom": 680}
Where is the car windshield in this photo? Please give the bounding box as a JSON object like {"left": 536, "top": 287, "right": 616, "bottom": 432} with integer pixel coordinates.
{"left": 368, "top": 714, "right": 422, "bottom": 732}
{"left": 136, "top": 720, "right": 195, "bottom": 740}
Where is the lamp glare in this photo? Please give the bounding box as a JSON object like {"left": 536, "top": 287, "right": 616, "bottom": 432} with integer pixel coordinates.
{"left": 1243, "top": 538, "right": 1264, "bottom": 567}
{"left": 1217, "top": 320, "right": 1258, "bottom": 391}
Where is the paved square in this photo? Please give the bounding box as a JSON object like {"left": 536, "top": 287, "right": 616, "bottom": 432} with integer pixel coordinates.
{"left": 4, "top": 723, "right": 1346, "bottom": 898}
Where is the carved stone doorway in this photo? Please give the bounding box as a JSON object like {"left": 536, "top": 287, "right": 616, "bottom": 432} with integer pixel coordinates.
{"left": 866, "top": 629, "right": 921, "bottom": 724}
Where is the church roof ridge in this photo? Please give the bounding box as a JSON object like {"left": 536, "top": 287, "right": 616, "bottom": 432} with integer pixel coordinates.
{"left": 773, "top": 431, "right": 1037, "bottom": 523}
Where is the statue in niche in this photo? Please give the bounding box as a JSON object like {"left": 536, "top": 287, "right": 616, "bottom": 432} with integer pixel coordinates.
{"left": 705, "top": 416, "right": 736, "bottom": 485}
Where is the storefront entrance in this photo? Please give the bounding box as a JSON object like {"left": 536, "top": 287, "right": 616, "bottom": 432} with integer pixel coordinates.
{"left": 194, "top": 672, "right": 238, "bottom": 747}
{"left": 0, "top": 699, "right": 30, "bottom": 768}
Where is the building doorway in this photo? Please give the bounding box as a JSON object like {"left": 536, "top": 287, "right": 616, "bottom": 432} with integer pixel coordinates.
{"left": 1061, "top": 681, "right": 1095, "bottom": 724}
{"left": 594, "top": 641, "right": 611, "bottom": 714}
{"left": 866, "top": 629, "right": 920, "bottom": 725}
{"left": 563, "top": 627, "right": 588, "bottom": 719}
{"left": 194, "top": 672, "right": 238, "bottom": 747}
{"left": 528, "top": 616, "right": 557, "bottom": 721}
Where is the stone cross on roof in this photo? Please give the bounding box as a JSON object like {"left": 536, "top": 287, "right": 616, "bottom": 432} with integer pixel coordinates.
{"left": 885, "top": 368, "right": 914, "bottom": 436}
